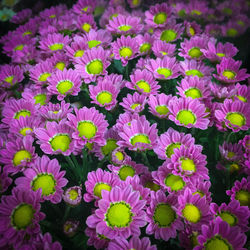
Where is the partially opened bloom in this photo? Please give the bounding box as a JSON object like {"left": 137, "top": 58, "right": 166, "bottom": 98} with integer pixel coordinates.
{"left": 120, "top": 92, "right": 147, "bottom": 113}
{"left": 86, "top": 185, "right": 146, "bottom": 239}
{"left": 10, "top": 8, "right": 32, "bottom": 24}
{"left": 232, "top": 83, "right": 250, "bottom": 103}
{"left": 113, "top": 112, "right": 140, "bottom": 132}
{"left": 72, "top": 0, "right": 97, "bottom": 14}
{"left": 85, "top": 227, "right": 110, "bottom": 249}
{"left": 39, "top": 4, "right": 67, "bottom": 20}
{"left": 136, "top": 33, "right": 154, "bottom": 56}
{"left": 152, "top": 40, "right": 176, "bottom": 58}
{"left": 168, "top": 97, "right": 210, "bottom": 130}
{"left": 77, "top": 14, "right": 97, "bottom": 33}
{"left": 15, "top": 155, "right": 68, "bottom": 204}
{"left": 184, "top": 20, "right": 202, "bottom": 37}
{"left": 62, "top": 186, "right": 82, "bottom": 206}
{"left": 219, "top": 141, "right": 243, "bottom": 162}
{"left": 46, "top": 51, "right": 70, "bottom": 71}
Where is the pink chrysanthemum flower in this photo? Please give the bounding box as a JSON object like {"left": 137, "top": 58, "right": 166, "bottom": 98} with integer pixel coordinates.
{"left": 85, "top": 227, "right": 110, "bottom": 249}
{"left": 66, "top": 106, "right": 108, "bottom": 149}
{"left": 0, "top": 166, "right": 12, "bottom": 193}
{"left": 194, "top": 217, "right": 247, "bottom": 250}
{"left": 232, "top": 83, "right": 250, "bottom": 103}
{"left": 127, "top": 0, "right": 142, "bottom": 8}
{"left": 222, "top": 21, "right": 247, "bottom": 38}
{"left": 178, "top": 188, "right": 213, "bottom": 231}
{"left": 145, "top": 3, "right": 173, "bottom": 29}
{"left": 62, "top": 186, "right": 82, "bottom": 206}
{"left": 152, "top": 40, "right": 176, "bottom": 58}
{"left": 77, "top": 14, "right": 97, "bottom": 33}
{"left": 15, "top": 155, "right": 68, "bottom": 204}
{"left": 135, "top": 33, "right": 154, "bottom": 56}
{"left": 201, "top": 41, "right": 238, "bottom": 63}
{"left": 0, "top": 64, "right": 24, "bottom": 89}
{"left": 86, "top": 185, "right": 146, "bottom": 239}
{"left": 84, "top": 168, "right": 121, "bottom": 203}
{"left": 107, "top": 14, "right": 143, "bottom": 36}
{"left": 39, "top": 4, "right": 67, "bottom": 20}
{"left": 63, "top": 220, "right": 79, "bottom": 237}
{"left": 179, "top": 59, "right": 214, "bottom": 79}
{"left": 240, "top": 135, "right": 250, "bottom": 157}
{"left": 209, "top": 83, "right": 236, "bottom": 102}
{"left": 47, "top": 69, "right": 82, "bottom": 101}
{"left": 117, "top": 117, "right": 158, "bottom": 151}
{"left": 140, "top": 171, "right": 161, "bottom": 192}
{"left": 204, "top": 23, "right": 222, "bottom": 37}
{"left": 75, "top": 47, "right": 111, "bottom": 83}
{"left": 111, "top": 147, "right": 131, "bottom": 166}
{"left": 219, "top": 141, "right": 243, "bottom": 162}
{"left": 189, "top": 180, "right": 212, "bottom": 204}
{"left": 10, "top": 8, "right": 32, "bottom": 24}
{"left": 0, "top": 188, "right": 45, "bottom": 248}
{"left": 112, "top": 35, "right": 139, "bottom": 66}
{"left": 168, "top": 97, "right": 210, "bottom": 130}
{"left": 120, "top": 92, "right": 147, "bottom": 113}
{"left": 72, "top": 0, "right": 97, "bottom": 14}
{"left": 108, "top": 236, "right": 156, "bottom": 250}
{"left": 148, "top": 93, "right": 176, "bottom": 119}
{"left": 226, "top": 177, "right": 250, "bottom": 207}
{"left": 176, "top": 76, "right": 211, "bottom": 100}
{"left": 154, "top": 128, "right": 195, "bottom": 160}
{"left": 13, "top": 20, "right": 38, "bottom": 38}
{"left": 186, "top": 0, "right": 209, "bottom": 18}
{"left": 46, "top": 51, "right": 70, "bottom": 71}
{"left": 214, "top": 99, "right": 250, "bottom": 132}
{"left": 35, "top": 120, "right": 75, "bottom": 156}
{"left": 113, "top": 112, "right": 141, "bottom": 132}
{"left": 89, "top": 80, "right": 119, "bottom": 110}
{"left": 146, "top": 190, "right": 184, "bottom": 241}
{"left": 184, "top": 20, "right": 202, "bottom": 37}
{"left": 179, "top": 225, "right": 201, "bottom": 250}
{"left": 126, "top": 69, "right": 160, "bottom": 96}
{"left": 98, "top": 73, "right": 126, "bottom": 90}
{"left": 145, "top": 56, "right": 180, "bottom": 80}
{"left": 210, "top": 200, "right": 249, "bottom": 232}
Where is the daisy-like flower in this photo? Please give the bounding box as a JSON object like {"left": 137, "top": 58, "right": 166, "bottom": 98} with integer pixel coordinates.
{"left": 213, "top": 57, "right": 250, "bottom": 84}
{"left": 127, "top": 0, "right": 142, "bottom": 8}
{"left": 154, "top": 128, "right": 195, "bottom": 160}
{"left": 120, "top": 92, "right": 147, "bottom": 113}
{"left": 117, "top": 117, "right": 158, "bottom": 152}
{"left": 108, "top": 236, "right": 156, "bottom": 250}
{"left": 168, "top": 97, "right": 210, "bottom": 130}
{"left": 66, "top": 106, "right": 108, "bottom": 149}
{"left": 14, "top": 20, "right": 38, "bottom": 38}
{"left": 75, "top": 47, "right": 111, "bottom": 83}
{"left": 77, "top": 14, "right": 97, "bottom": 33}
{"left": 152, "top": 40, "right": 176, "bottom": 58}
{"left": 176, "top": 76, "right": 211, "bottom": 100}
{"left": 46, "top": 51, "right": 70, "bottom": 71}
{"left": 84, "top": 168, "right": 121, "bottom": 203}
{"left": 184, "top": 20, "right": 202, "bottom": 37}
{"left": 194, "top": 217, "right": 247, "bottom": 250}
{"left": 179, "top": 59, "right": 214, "bottom": 79}
{"left": 112, "top": 35, "right": 139, "bottom": 66}
{"left": 189, "top": 180, "right": 212, "bottom": 204}
{"left": 222, "top": 21, "right": 247, "bottom": 38}
{"left": 10, "top": 8, "right": 32, "bottom": 24}
{"left": 145, "top": 3, "right": 173, "bottom": 29}
{"left": 179, "top": 225, "right": 201, "bottom": 250}
{"left": 219, "top": 141, "right": 243, "bottom": 162}
{"left": 126, "top": 69, "right": 160, "bottom": 96}
{"left": 145, "top": 56, "right": 180, "bottom": 80}
{"left": 209, "top": 83, "right": 236, "bottom": 102}
{"left": 146, "top": 190, "right": 184, "bottom": 241}
{"left": 232, "top": 83, "right": 250, "bottom": 103}
{"left": 148, "top": 94, "right": 176, "bottom": 119}
{"left": 63, "top": 220, "right": 80, "bottom": 237}
{"left": 111, "top": 147, "right": 130, "bottom": 166}
{"left": 135, "top": 33, "right": 154, "bottom": 56}
{"left": 35, "top": 120, "right": 74, "bottom": 156}
{"left": 15, "top": 155, "right": 68, "bottom": 204}
{"left": 0, "top": 188, "right": 45, "bottom": 248}
{"left": 47, "top": 69, "right": 82, "bottom": 101}
{"left": 215, "top": 99, "right": 250, "bottom": 132}
{"left": 72, "top": 0, "right": 97, "bottom": 14}
{"left": 0, "top": 64, "right": 24, "bottom": 89}
{"left": 178, "top": 188, "right": 213, "bottom": 231}
{"left": 89, "top": 80, "right": 119, "bottom": 110}
{"left": 86, "top": 185, "right": 146, "bottom": 239}
{"left": 62, "top": 186, "right": 82, "bottom": 206}
{"left": 226, "top": 177, "right": 250, "bottom": 207}
{"left": 39, "top": 4, "right": 67, "bottom": 20}
{"left": 240, "top": 135, "right": 250, "bottom": 157}
{"left": 201, "top": 41, "right": 238, "bottom": 63}
{"left": 210, "top": 200, "right": 249, "bottom": 232}
{"left": 85, "top": 227, "right": 110, "bottom": 249}
{"left": 113, "top": 112, "right": 141, "bottom": 132}
{"left": 107, "top": 14, "right": 143, "bottom": 36}
{"left": 186, "top": 0, "right": 209, "bottom": 18}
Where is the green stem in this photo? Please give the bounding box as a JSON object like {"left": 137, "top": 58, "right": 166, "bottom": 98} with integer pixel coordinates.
{"left": 71, "top": 154, "right": 78, "bottom": 167}
{"left": 141, "top": 151, "right": 150, "bottom": 168}
{"left": 226, "top": 131, "right": 234, "bottom": 143}
{"left": 62, "top": 205, "right": 71, "bottom": 222}
{"left": 64, "top": 155, "right": 75, "bottom": 168}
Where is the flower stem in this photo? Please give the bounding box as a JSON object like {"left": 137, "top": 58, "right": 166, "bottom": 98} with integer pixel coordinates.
{"left": 141, "top": 151, "right": 150, "bottom": 168}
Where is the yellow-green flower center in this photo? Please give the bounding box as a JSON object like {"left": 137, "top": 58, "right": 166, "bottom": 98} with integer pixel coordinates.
{"left": 56, "top": 80, "right": 73, "bottom": 95}
{"left": 234, "top": 95, "right": 247, "bottom": 102}
{"left": 78, "top": 121, "right": 97, "bottom": 139}
{"left": 11, "top": 203, "right": 34, "bottom": 230}
{"left": 154, "top": 12, "right": 167, "bottom": 25}
{"left": 13, "top": 150, "right": 31, "bottom": 166}
{"left": 14, "top": 44, "right": 24, "bottom": 51}
{"left": 119, "top": 47, "right": 133, "bottom": 58}
{"left": 191, "top": 10, "right": 202, "bottom": 16}
{"left": 235, "top": 190, "right": 250, "bottom": 206}
{"left": 23, "top": 31, "right": 32, "bottom": 36}
{"left": 160, "top": 29, "right": 177, "bottom": 42}
{"left": 145, "top": 181, "right": 160, "bottom": 191}
{"left": 216, "top": 53, "right": 225, "bottom": 57}
{"left": 49, "top": 15, "right": 56, "bottom": 18}
{"left": 101, "top": 139, "right": 118, "bottom": 155}
{"left": 186, "top": 69, "right": 204, "bottom": 78}
{"left": 222, "top": 70, "right": 236, "bottom": 80}
{"left": 226, "top": 28, "right": 238, "bottom": 37}
{"left": 157, "top": 68, "right": 172, "bottom": 78}
{"left": 227, "top": 151, "right": 235, "bottom": 158}
{"left": 74, "top": 50, "right": 84, "bottom": 57}
{"left": 164, "top": 174, "right": 185, "bottom": 192}
{"left": 82, "top": 6, "right": 89, "bottom": 12}
{"left": 193, "top": 190, "right": 205, "bottom": 197}
{"left": 86, "top": 60, "right": 103, "bottom": 75}
{"left": 226, "top": 112, "right": 245, "bottom": 127}
{"left": 38, "top": 72, "right": 51, "bottom": 82}
{"left": 153, "top": 203, "right": 176, "bottom": 227}
{"left": 14, "top": 110, "right": 31, "bottom": 120}
{"left": 118, "top": 25, "right": 132, "bottom": 32}
{"left": 136, "top": 80, "right": 151, "bottom": 93}
{"left": 94, "top": 183, "right": 112, "bottom": 198}
{"left": 181, "top": 158, "right": 196, "bottom": 172}
{"left": 109, "top": 13, "right": 118, "bottom": 20}
{"left": 131, "top": 103, "right": 140, "bottom": 110}
{"left": 32, "top": 173, "right": 56, "bottom": 196}
{"left": 185, "top": 88, "right": 202, "bottom": 99}
{"left": 49, "top": 43, "right": 64, "bottom": 51}
{"left": 182, "top": 204, "right": 201, "bottom": 223}
{"left": 88, "top": 40, "right": 101, "bottom": 48}
{"left": 130, "top": 134, "right": 151, "bottom": 146}
{"left": 205, "top": 235, "right": 232, "bottom": 250}
{"left": 118, "top": 165, "right": 135, "bottom": 181}
{"left": 188, "top": 47, "right": 203, "bottom": 59}
{"left": 55, "top": 62, "right": 66, "bottom": 71}
{"left": 189, "top": 27, "right": 195, "bottom": 36}
{"left": 82, "top": 23, "right": 91, "bottom": 32}
{"left": 166, "top": 143, "right": 181, "bottom": 158}
{"left": 19, "top": 127, "right": 33, "bottom": 136}
{"left": 69, "top": 189, "right": 78, "bottom": 200}
{"left": 156, "top": 105, "right": 169, "bottom": 115}
{"left": 50, "top": 134, "right": 71, "bottom": 152}
{"left": 96, "top": 91, "right": 113, "bottom": 105}
{"left": 140, "top": 43, "right": 151, "bottom": 53}
{"left": 219, "top": 211, "right": 237, "bottom": 226}
{"left": 115, "top": 151, "right": 124, "bottom": 161}
{"left": 34, "top": 94, "right": 47, "bottom": 105}
{"left": 4, "top": 75, "right": 14, "bottom": 84}
{"left": 177, "top": 110, "right": 196, "bottom": 125}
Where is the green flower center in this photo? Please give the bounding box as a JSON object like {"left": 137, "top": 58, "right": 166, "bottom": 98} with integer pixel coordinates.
{"left": 119, "top": 47, "right": 133, "bottom": 58}
{"left": 177, "top": 110, "right": 196, "bottom": 125}
{"left": 49, "top": 15, "right": 56, "bottom": 18}
{"left": 13, "top": 150, "right": 31, "bottom": 166}
{"left": 227, "top": 152, "right": 235, "bottom": 158}
{"left": 222, "top": 70, "right": 236, "bottom": 80}
{"left": 19, "top": 127, "right": 33, "bottom": 136}
{"left": 235, "top": 95, "right": 247, "bottom": 102}
{"left": 34, "top": 94, "right": 46, "bottom": 105}
{"left": 185, "top": 88, "right": 202, "bottom": 99}
{"left": 101, "top": 139, "right": 118, "bottom": 155}
{"left": 223, "top": 7, "right": 232, "bottom": 15}
{"left": 166, "top": 143, "right": 181, "bottom": 158}
{"left": 69, "top": 189, "right": 78, "bottom": 200}
{"left": 86, "top": 60, "right": 103, "bottom": 75}
{"left": 153, "top": 203, "right": 176, "bottom": 227}
{"left": 235, "top": 190, "right": 250, "bottom": 206}
{"left": 38, "top": 72, "right": 51, "bottom": 82}
{"left": 23, "top": 31, "right": 32, "bottom": 36}
{"left": 14, "top": 110, "right": 31, "bottom": 120}
{"left": 205, "top": 236, "right": 232, "bottom": 250}
{"left": 154, "top": 12, "right": 167, "bottom": 24}
{"left": 188, "top": 47, "right": 203, "bottom": 59}
{"left": 14, "top": 44, "right": 24, "bottom": 51}
{"left": 109, "top": 13, "right": 118, "bottom": 20}
{"left": 145, "top": 181, "right": 160, "bottom": 191}
{"left": 193, "top": 190, "right": 205, "bottom": 197}
{"left": 226, "top": 28, "right": 238, "bottom": 37}
{"left": 160, "top": 29, "right": 177, "bottom": 42}
{"left": 118, "top": 165, "right": 135, "bottom": 181}
{"left": 55, "top": 62, "right": 66, "bottom": 71}
{"left": 11, "top": 203, "right": 34, "bottom": 230}
{"left": 140, "top": 43, "right": 151, "bottom": 53}
{"left": 226, "top": 112, "right": 245, "bottom": 127}
{"left": 182, "top": 204, "right": 201, "bottom": 223}
{"left": 32, "top": 173, "right": 56, "bottom": 196}
{"left": 4, "top": 75, "right": 14, "bottom": 84}
{"left": 181, "top": 158, "right": 196, "bottom": 172}
{"left": 82, "top": 23, "right": 91, "bottom": 32}
{"left": 82, "top": 6, "right": 89, "bottom": 12}
{"left": 156, "top": 105, "right": 169, "bottom": 115}
{"left": 115, "top": 151, "right": 124, "bottom": 161}
{"left": 50, "top": 134, "right": 71, "bottom": 152}
{"left": 74, "top": 50, "right": 84, "bottom": 57}
{"left": 216, "top": 53, "right": 225, "bottom": 57}
{"left": 191, "top": 10, "right": 202, "bottom": 16}
{"left": 157, "top": 68, "right": 172, "bottom": 78}
{"left": 118, "top": 25, "right": 132, "bottom": 32}
{"left": 49, "top": 43, "right": 64, "bottom": 51}
{"left": 186, "top": 69, "right": 204, "bottom": 78}
{"left": 130, "top": 134, "right": 151, "bottom": 146}
{"left": 136, "top": 80, "right": 151, "bottom": 93}
{"left": 189, "top": 27, "right": 195, "bottom": 36}
{"left": 105, "top": 202, "right": 133, "bottom": 228}
{"left": 219, "top": 211, "right": 238, "bottom": 226}
{"left": 78, "top": 121, "right": 97, "bottom": 139}
{"left": 56, "top": 80, "right": 73, "bottom": 95}
{"left": 94, "top": 183, "right": 112, "bottom": 198}
{"left": 164, "top": 174, "right": 185, "bottom": 192}
{"left": 131, "top": 103, "right": 140, "bottom": 110}
{"left": 88, "top": 40, "right": 101, "bottom": 48}
{"left": 96, "top": 91, "right": 113, "bottom": 105}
